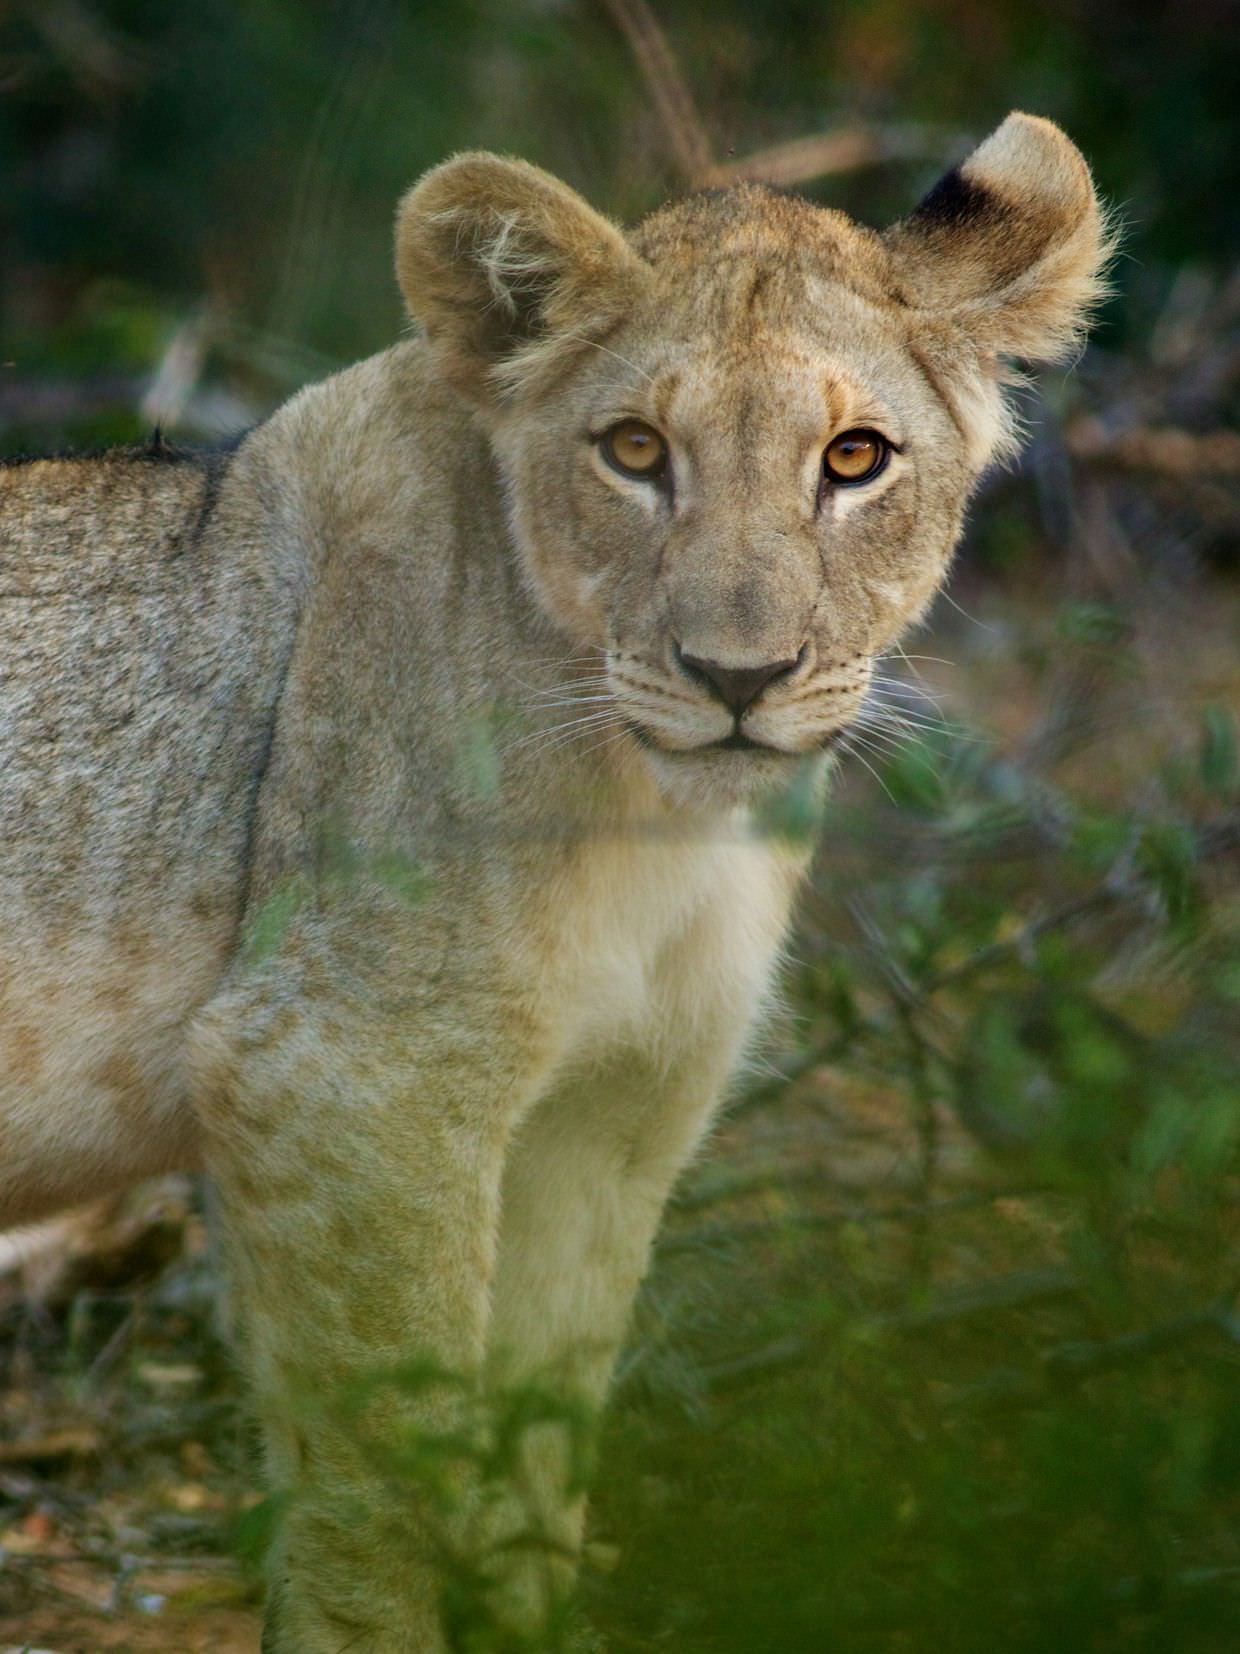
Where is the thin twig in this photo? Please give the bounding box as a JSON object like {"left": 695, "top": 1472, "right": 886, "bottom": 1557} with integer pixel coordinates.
{"left": 701, "top": 1268, "right": 1080, "bottom": 1390}
{"left": 951, "top": 1305, "right": 1240, "bottom": 1409}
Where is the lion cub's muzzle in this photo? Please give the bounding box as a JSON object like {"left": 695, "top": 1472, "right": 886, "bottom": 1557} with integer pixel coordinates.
{"left": 673, "top": 642, "right": 805, "bottom": 719}
{"left": 607, "top": 639, "right": 868, "bottom": 760}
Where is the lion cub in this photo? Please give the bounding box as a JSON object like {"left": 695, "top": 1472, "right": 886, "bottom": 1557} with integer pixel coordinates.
{"left": 0, "top": 114, "right": 1109, "bottom": 1649}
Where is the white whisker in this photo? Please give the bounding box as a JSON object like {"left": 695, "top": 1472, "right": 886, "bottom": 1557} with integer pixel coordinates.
{"left": 520, "top": 654, "right": 605, "bottom": 667}
{"left": 575, "top": 724, "right": 639, "bottom": 761}
{"left": 891, "top": 646, "right": 954, "bottom": 668}
{"left": 836, "top": 735, "right": 896, "bottom": 803}
{"left": 524, "top": 679, "right": 614, "bottom": 700}
{"left": 562, "top": 333, "right": 655, "bottom": 386}
{"left": 508, "top": 708, "right": 626, "bottom": 755}
{"left": 867, "top": 679, "right": 948, "bottom": 714}
{"left": 936, "top": 588, "right": 1000, "bottom": 633}
{"left": 525, "top": 694, "right": 616, "bottom": 711}
{"left": 843, "top": 726, "right": 911, "bottom": 763}
{"left": 862, "top": 705, "right": 986, "bottom": 746}
{"left": 865, "top": 708, "right": 946, "bottom": 732}
{"left": 851, "top": 724, "right": 948, "bottom": 785}
{"left": 545, "top": 714, "right": 631, "bottom": 752}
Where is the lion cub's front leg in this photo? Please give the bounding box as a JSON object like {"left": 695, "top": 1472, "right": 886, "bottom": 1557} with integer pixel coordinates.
{"left": 479, "top": 1050, "right": 736, "bottom": 1635}
{"left": 192, "top": 919, "right": 555, "bottom": 1654}
{"left": 479, "top": 902, "right": 788, "bottom": 1635}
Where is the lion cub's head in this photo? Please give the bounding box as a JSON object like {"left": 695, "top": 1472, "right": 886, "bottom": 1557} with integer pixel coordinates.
{"left": 397, "top": 115, "right": 1111, "bottom": 802}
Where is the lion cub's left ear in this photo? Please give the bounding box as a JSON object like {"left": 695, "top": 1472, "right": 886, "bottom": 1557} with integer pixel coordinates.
{"left": 397, "top": 153, "right": 647, "bottom": 408}
{"left": 884, "top": 113, "right": 1115, "bottom": 363}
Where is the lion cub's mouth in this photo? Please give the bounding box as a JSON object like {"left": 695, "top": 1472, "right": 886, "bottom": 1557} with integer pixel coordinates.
{"left": 711, "top": 730, "right": 766, "bottom": 752}
{"left": 623, "top": 720, "right": 780, "bottom": 756}
{"left": 625, "top": 720, "right": 847, "bottom": 758}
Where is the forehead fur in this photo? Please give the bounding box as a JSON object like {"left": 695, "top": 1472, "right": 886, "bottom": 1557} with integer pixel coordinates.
{"left": 631, "top": 184, "right": 894, "bottom": 307}
{"left": 397, "top": 116, "right": 1109, "bottom": 437}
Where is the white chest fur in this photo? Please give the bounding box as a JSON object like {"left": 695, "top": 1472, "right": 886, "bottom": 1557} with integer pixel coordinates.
{"left": 550, "top": 817, "right": 800, "bottom": 1066}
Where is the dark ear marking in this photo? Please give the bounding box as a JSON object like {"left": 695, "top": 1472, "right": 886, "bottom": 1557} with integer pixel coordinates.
{"left": 883, "top": 112, "right": 1113, "bottom": 465}
{"left": 909, "top": 167, "right": 1007, "bottom": 232}
{"left": 883, "top": 112, "right": 1112, "bottom": 367}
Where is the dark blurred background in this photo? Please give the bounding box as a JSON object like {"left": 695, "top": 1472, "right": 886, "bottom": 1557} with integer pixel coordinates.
{"left": 2, "top": 6, "right": 1240, "bottom": 1653}
{"left": 2, "top": 0, "right": 1238, "bottom": 461}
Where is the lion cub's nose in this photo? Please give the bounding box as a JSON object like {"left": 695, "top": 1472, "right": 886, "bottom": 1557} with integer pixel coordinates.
{"left": 676, "top": 648, "right": 801, "bottom": 716}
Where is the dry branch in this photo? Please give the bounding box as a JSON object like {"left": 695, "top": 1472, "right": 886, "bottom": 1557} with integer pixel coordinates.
{"left": 0, "top": 1427, "right": 101, "bottom": 1464}
{"left": 596, "top": 0, "right": 715, "bottom": 183}
{"left": 704, "top": 123, "right": 948, "bottom": 187}
{"left": 1068, "top": 417, "right": 1240, "bottom": 477}
{"left": 599, "top": 0, "right": 953, "bottom": 190}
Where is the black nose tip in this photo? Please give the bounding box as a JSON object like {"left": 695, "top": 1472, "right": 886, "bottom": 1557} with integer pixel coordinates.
{"left": 676, "top": 647, "right": 802, "bottom": 716}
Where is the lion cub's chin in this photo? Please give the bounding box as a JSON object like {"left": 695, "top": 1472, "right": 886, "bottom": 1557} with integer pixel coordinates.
{"left": 640, "top": 742, "right": 833, "bottom": 814}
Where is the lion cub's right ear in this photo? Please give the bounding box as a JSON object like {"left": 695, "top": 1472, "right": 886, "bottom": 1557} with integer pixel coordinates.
{"left": 396, "top": 153, "right": 647, "bottom": 408}
{"left": 884, "top": 112, "right": 1115, "bottom": 365}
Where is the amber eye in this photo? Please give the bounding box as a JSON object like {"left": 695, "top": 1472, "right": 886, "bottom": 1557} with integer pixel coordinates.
{"left": 600, "top": 419, "right": 669, "bottom": 481}
{"left": 822, "top": 428, "right": 890, "bottom": 487}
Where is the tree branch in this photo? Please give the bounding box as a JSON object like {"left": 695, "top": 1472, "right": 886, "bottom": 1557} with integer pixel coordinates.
{"left": 596, "top": 0, "right": 715, "bottom": 183}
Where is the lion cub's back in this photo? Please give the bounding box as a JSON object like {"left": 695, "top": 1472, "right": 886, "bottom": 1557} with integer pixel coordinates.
{"left": 0, "top": 443, "right": 297, "bottom": 1221}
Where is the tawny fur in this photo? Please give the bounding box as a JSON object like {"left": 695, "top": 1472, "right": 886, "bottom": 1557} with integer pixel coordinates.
{"left": 0, "top": 113, "right": 1109, "bottom": 1650}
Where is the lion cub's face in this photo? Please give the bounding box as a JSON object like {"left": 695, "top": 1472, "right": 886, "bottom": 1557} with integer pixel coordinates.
{"left": 492, "top": 240, "right": 962, "bottom": 799}
{"left": 399, "top": 117, "right": 1109, "bottom": 801}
